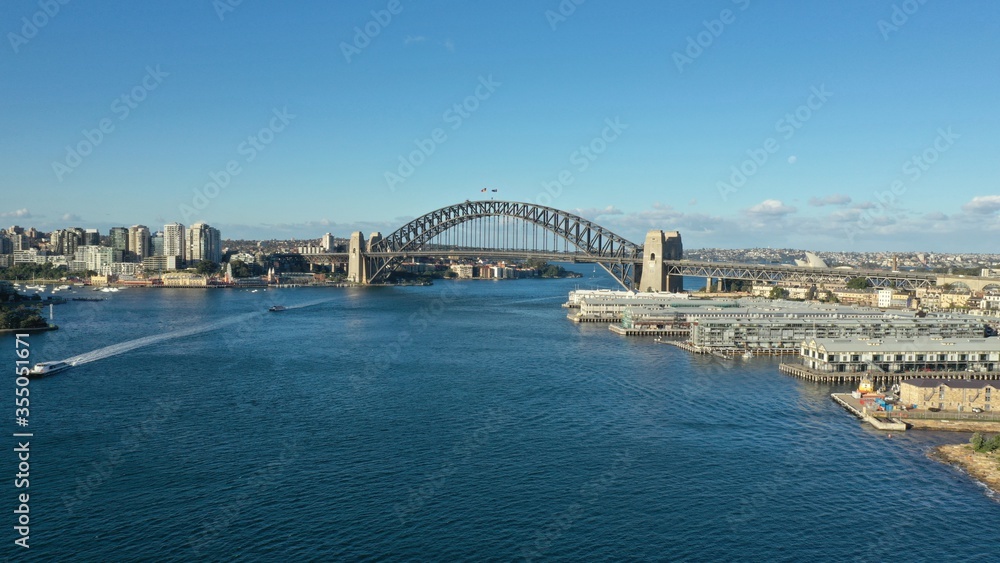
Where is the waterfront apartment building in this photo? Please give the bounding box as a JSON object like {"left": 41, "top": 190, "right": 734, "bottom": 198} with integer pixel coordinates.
{"left": 688, "top": 316, "right": 985, "bottom": 352}
{"left": 73, "top": 245, "right": 113, "bottom": 273}
{"left": 10, "top": 233, "right": 31, "bottom": 251}
{"left": 109, "top": 227, "right": 129, "bottom": 262}
{"left": 186, "top": 222, "right": 221, "bottom": 264}
{"left": 799, "top": 337, "right": 1000, "bottom": 374}
{"left": 102, "top": 262, "right": 142, "bottom": 277}
{"left": 163, "top": 223, "right": 185, "bottom": 262}
{"left": 450, "top": 264, "right": 475, "bottom": 279}
{"left": 83, "top": 228, "right": 100, "bottom": 246}
{"left": 51, "top": 227, "right": 85, "bottom": 256}
{"left": 899, "top": 379, "right": 996, "bottom": 412}
{"left": 151, "top": 232, "right": 164, "bottom": 257}
{"left": 143, "top": 255, "right": 180, "bottom": 273}
{"left": 128, "top": 225, "right": 151, "bottom": 262}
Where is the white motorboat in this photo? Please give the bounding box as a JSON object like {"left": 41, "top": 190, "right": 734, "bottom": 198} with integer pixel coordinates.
{"left": 29, "top": 361, "right": 72, "bottom": 377}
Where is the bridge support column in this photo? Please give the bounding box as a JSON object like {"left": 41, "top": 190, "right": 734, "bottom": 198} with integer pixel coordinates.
{"left": 638, "top": 230, "right": 683, "bottom": 293}
{"left": 718, "top": 279, "right": 724, "bottom": 292}
{"left": 348, "top": 231, "right": 367, "bottom": 284}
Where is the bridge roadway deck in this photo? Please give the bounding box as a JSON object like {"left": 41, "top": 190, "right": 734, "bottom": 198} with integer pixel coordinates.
{"left": 303, "top": 251, "right": 975, "bottom": 290}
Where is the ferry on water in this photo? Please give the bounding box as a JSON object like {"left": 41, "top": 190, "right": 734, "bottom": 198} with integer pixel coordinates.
{"left": 29, "top": 361, "right": 72, "bottom": 377}
{"left": 269, "top": 305, "right": 287, "bottom": 312}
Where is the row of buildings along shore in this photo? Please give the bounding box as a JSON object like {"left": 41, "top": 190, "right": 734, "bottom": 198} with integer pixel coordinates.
{"left": 1, "top": 223, "right": 221, "bottom": 276}
{"left": 566, "top": 289, "right": 1000, "bottom": 414}
{"left": 567, "top": 291, "right": 995, "bottom": 348}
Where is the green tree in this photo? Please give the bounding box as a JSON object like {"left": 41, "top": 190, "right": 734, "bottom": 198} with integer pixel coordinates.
{"left": 987, "top": 435, "right": 1000, "bottom": 453}
{"left": 525, "top": 258, "right": 548, "bottom": 271}
{"left": 195, "top": 260, "right": 219, "bottom": 276}
{"left": 804, "top": 286, "right": 817, "bottom": 301}
{"left": 0, "top": 305, "right": 47, "bottom": 330}
{"left": 229, "top": 259, "right": 252, "bottom": 278}
{"left": 972, "top": 432, "right": 986, "bottom": 452}
{"left": 768, "top": 286, "right": 789, "bottom": 300}
{"left": 846, "top": 277, "right": 870, "bottom": 290}
{"left": 541, "top": 264, "right": 565, "bottom": 278}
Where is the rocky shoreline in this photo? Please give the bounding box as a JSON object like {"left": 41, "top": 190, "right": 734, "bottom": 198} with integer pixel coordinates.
{"left": 931, "top": 444, "right": 1000, "bottom": 497}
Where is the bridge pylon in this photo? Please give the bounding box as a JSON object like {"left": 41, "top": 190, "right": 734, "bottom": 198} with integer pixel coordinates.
{"left": 638, "top": 230, "right": 683, "bottom": 292}
{"left": 348, "top": 231, "right": 386, "bottom": 284}
{"left": 348, "top": 231, "right": 367, "bottom": 283}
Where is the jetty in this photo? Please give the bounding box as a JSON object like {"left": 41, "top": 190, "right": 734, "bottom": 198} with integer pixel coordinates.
{"left": 831, "top": 393, "right": 907, "bottom": 432}
{"left": 780, "top": 363, "right": 1000, "bottom": 385}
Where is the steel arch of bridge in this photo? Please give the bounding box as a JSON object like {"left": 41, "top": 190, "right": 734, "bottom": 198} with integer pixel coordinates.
{"left": 366, "top": 200, "right": 642, "bottom": 288}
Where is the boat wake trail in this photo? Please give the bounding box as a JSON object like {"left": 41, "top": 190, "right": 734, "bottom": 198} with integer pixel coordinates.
{"left": 62, "top": 312, "right": 259, "bottom": 367}
{"left": 283, "top": 297, "right": 338, "bottom": 310}
{"left": 506, "top": 296, "right": 564, "bottom": 305}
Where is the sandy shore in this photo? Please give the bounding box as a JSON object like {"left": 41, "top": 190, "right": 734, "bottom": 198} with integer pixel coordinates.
{"left": 932, "top": 444, "right": 1000, "bottom": 497}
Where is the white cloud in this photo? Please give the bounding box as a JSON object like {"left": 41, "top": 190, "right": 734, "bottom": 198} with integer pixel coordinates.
{"left": 962, "top": 195, "right": 1000, "bottom": 214}
{"left": 808, "top": 194, "right": 852, "bottom": 207}
{"left": 0, "top": 208, "right": 31, "bottom": 218}
{"left": 62, "top": 213, "right": 81, "bottom": 222}
{"left": 745, "top": 199, "right": 797, "bottom": 217}
{"left": 572, "top": 205, "right": 622, "bottom": 219}
{"left": 404, "top": 35, "right": 426, "bottom": 45}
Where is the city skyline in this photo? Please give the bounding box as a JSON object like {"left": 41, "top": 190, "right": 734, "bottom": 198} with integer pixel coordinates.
{"left": 3, "top": 1, "right": 999, "bottom": 252}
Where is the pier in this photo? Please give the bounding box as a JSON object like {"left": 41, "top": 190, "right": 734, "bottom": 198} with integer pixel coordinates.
{"left": 831, "top": 393, "right": 907, "bottom": 431}
{"left": 608, "top": 325, "right": 689, "bottom": 337}
{"left": 567, "top": 314, "right": 618, "bottom": 323}
{"left": 780, "top": 363, "right": 1000, "bottom": 384}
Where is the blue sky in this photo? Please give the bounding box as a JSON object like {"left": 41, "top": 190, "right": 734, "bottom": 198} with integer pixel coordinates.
{"left": 2, "top": 0, "right": 999, "bottom": 252}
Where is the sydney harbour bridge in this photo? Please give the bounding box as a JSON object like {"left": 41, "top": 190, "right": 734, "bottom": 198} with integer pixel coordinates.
{"left": 299, "top": 200, "right": 991, "bottom": 292}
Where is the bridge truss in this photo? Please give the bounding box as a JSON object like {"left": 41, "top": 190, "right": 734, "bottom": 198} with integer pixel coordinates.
{"left": 662, "top": 260, "right": 938, "bottom": 290}
{"left": 365, "top": 200, "right": 643, "bottom": 288}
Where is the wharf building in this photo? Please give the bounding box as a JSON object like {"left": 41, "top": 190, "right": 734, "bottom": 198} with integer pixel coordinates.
{"left": 580, "top": 296, "right": 939, "bottom": 327}
{"left": 569, "top": 293, "right": 702, "bottom": 322}
{"left": 159, "top": 273, "right": 208, "bottom": 287}
{"left": 685, "top": 315, "right": 984, "bottom": 353}
{"left": 799, "top": 337, "right": 1000, "bottom": 375}
{"left": 899, "top": 378, "right": 996, "bottom": 412}
{"left": 564, "top": 289, "right": 688, "bottom": 309}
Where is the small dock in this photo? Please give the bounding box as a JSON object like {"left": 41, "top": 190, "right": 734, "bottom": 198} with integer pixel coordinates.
{"left": 567, "top": 314, "right": 617, "bottom": 323}
{"left": 661, "top": 340, "right": 709, "bottom": 354}
{"left": 831, "top": 393, "right": 907, "bottom": 432}
{"left": 608, "top": 326, "right": 689, "bottom": 337}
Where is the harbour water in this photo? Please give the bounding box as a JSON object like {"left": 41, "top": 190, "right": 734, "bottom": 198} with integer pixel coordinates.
{"left": 15, "top": 269, "right": 1000, "bottom": 560}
